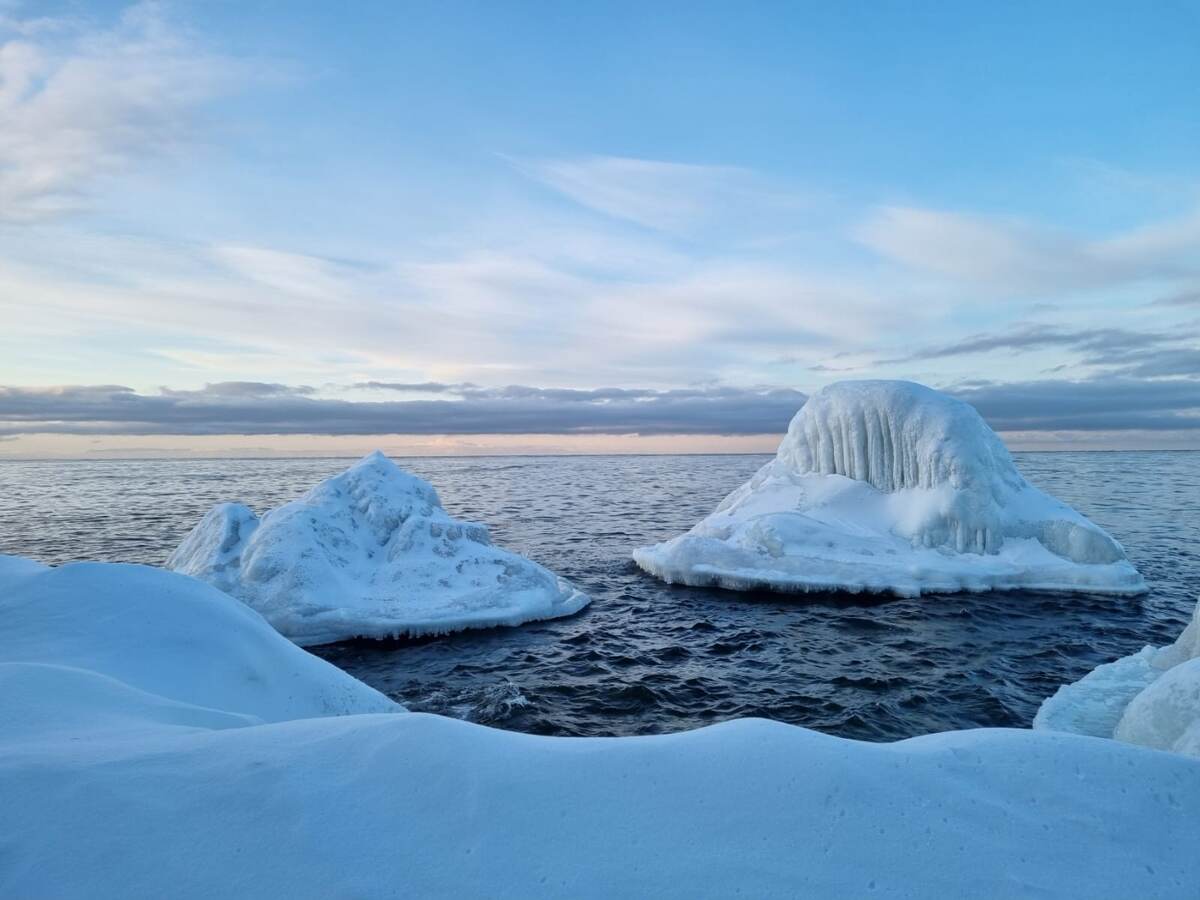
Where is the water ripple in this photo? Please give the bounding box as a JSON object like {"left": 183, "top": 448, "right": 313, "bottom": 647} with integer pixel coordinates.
{"left": 0, "top": 452, "right": 1196, "bottom": 741}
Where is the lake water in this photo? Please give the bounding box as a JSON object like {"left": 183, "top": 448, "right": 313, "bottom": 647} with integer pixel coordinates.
{"left": 1, "top": 452, "right": 1196, "bottom": 740}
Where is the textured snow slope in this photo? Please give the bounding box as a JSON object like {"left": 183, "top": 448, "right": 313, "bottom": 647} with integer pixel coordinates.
{"left": 1036, "top": 598, "right": 1200, "bottom": 757}
{"left": 635, "top": 381, "right": 1144, "bottom": 597}
{"left": 2, "top": 557, "right": 1198, "bottom": 899}
{"left": 168, "top": 451, "right": 589, "bottom": 645}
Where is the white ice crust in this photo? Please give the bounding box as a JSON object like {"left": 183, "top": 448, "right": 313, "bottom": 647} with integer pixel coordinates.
{"left": 167, "top": 451, "right": 589, "bottom": 645}
{"left": 2, "top": 555, "right": 1198, "bottom": 898}
{"left": 1036, "top": 598, "right": 1200, "bottom": 757}
{"left": 634, "top": 380, "right": 1145, "bottom": 597}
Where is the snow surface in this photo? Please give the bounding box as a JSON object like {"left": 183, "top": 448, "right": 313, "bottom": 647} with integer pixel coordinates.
{"left": 635, "top": 381, "right": 1145, "bottom": 597}
{"left": 1036, "top": 597, "right": 1200, "bottom": 757}
{"left": 167, "top": 451, "right": 589, "bottom": 645}
{"left": 0, "top": 557, "right": 399, "bottom": 725}
{"left": 0, "top": 553, "right": 48, "bottom": 587}
{"left": 1, "top": 556, "right": 1198, "bottom": 898}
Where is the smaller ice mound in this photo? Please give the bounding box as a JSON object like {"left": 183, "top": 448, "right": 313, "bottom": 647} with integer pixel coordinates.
{"left": 634, "top": 381, "right": 1145, "bottom": 597}
{"left": 1036, "top": 598, "right": 1200, "bottom": 757}
{"left": 167, "top": 451, "right": 589, "bottom": 646}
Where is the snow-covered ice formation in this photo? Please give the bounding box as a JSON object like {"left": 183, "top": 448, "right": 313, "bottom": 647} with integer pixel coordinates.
{"left": 1036, "top": 598, "right": 1200, "bottom": 757}
{"left": 634, "top": 380, "right": 1145, "bottom": 597}
{"left": 2, "top": 555, "right": 1198, "bottom": 898}
{"left": 167, "top": 451, "right": 589, "bottom": 645}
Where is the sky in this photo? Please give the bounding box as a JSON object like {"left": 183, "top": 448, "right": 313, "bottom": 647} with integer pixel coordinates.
{"left": 1, "top": 0, "right": 1198, "bottom": 456}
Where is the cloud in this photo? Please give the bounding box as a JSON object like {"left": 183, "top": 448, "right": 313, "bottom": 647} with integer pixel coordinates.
{"left": 0, "top": 224, "right": 902, "bottom": 387}
{"left": 857, "top": 205, "right": 1200, "bottom": 293}
{"left": 948, "top": 377, "right": 1200, "bottom": 431}
{"left": 211, "top": 245, "right": 376, "bottom": 302}
{"left": 354, "top": 381, "right": 480, "bottom": 394}
{"left": 3, "top": 375, "right": 1198, "bottom": 440}
{"left": 522, "top": 155, "right": 810, "bottom": 235}
{"left": 883, "top": 324, "right": 1197, "bottom": 370}
{"left": 160, "top": 381, "right": 317, "bottom": 398}
{"left": 1153, "top": 287, "right": 1200, "bottom": 307}
{"left": 0, "top": 383, "right": 808, "bottom": 436}
{"left": 1096, "top": 348, "right": 1200, "bottom": 379}
{"left": 0, "top": 8, "right": 79, "bottom": 37}
{"left": 0, "top": 2, "right": 246, "bottom": 221}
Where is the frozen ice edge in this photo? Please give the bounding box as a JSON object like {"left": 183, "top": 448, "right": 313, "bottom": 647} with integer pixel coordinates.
{"left": 632, "top": 552, "right": 1150, "bottom": 599}
{"left": 280, "top": 577, "right": 591, "bottom": 645}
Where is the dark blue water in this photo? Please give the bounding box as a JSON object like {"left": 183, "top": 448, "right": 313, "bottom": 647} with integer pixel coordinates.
{"left": 0, "top": 453, "right": 1196, "bottom": 740}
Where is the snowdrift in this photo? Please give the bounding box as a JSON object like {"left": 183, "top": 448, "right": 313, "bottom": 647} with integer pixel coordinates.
{"left": 1036, "top": 598, "right": 1200, "bottom": 757}
{"left": 1, "top": 556, "right": 1197, "bottom": 899}
{"left": 167, "top": 451, "right": 589, "bottom": 645}
{"left": 0, "top": 558, "right": 399, "bottom": 726}
{"left": 634, "top": 381, "right": 1145, "bottom": 597}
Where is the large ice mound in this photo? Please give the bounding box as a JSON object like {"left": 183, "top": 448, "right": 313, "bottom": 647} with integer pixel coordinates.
{"left": 167, "top": 451, "right": 589, "bottom": 646}
{"left": 3, "top": 555, "right": 1198, "bottom": 898}
{"left": 1036, "top": 598, "right": 1200, "bottom": 757}
{"left": 634, "top": 380, "right": 1145, "bottom": 597}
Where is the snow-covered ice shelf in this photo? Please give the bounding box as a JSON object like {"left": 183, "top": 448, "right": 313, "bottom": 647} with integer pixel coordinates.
{"left": 2, "top": 555, "right": 1198, "bottom": 898}
{"left": 167, "top": 451, "right": 589, "bottom": 645}
{"left": 635, "top": 380, "right": 1145, "bottom": 597}
{"left": 1036, "top": 596, "right": 1200, "bottom": 757}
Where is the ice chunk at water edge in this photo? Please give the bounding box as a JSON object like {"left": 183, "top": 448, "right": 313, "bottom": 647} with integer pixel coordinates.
{"left": 168, "top": 451, "right": 589, "bottom": 645}
{"left": 634, "top": 380, "right": 1144, "bottom": 597}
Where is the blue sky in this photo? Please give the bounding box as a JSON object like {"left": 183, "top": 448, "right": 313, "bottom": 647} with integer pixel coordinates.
{"left": 1, "top": 1, "right": 1198, "bottom": 455}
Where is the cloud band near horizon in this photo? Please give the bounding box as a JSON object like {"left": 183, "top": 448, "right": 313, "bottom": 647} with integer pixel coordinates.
{"left": 0, "top": 378, "right": 1196, "bottom": 439}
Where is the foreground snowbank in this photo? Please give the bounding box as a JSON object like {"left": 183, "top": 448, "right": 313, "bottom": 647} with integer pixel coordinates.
{"left": 0, "top": 557, "right": 399, "bottom": 725}
{"left": 635, "top": 381, "right": 1144, "bottom": 597}
{"left": 168, "top": 451, "right": 589, "bottom": 645}
{"left": 1036, "top": 598, "right": 1200, "bottom": 757}
{"left": 2, "top": 557, "right": 1197, "bottom": 898}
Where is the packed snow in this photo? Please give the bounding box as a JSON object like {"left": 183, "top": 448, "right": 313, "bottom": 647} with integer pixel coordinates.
{"left": 2, "top": 557, "right": 1197, "bottom": 898}
{"left": 635, "top": 380, "right": 1145, "bottom": 597}
{"left": 167, "top": 451, "right": 589, "bottom": 645}
{"left": 0, "top": 558, "right": 399, "bottom": 725}
{"left": 1036, "top": 597, "right": 1200, "bottom": 757}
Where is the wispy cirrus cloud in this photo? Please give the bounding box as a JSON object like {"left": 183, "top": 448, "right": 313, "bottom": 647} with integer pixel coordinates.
{"left": 0, "top": 223, "right": 904, "bottom": 388}
{"left": 882, "top": 323, "right": 1199, "bottom": 373}
{"left": 1153, "top": 287, "right": 1200, "bottom": 307}
{"left": 0, "top": 1, "right": 249, "bottom": 221}
{"left": 857, "top": 204, "right": 1200, "bottom": 292}
{"left": 520, "top": 155, "right": 812, "bottom": 235}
